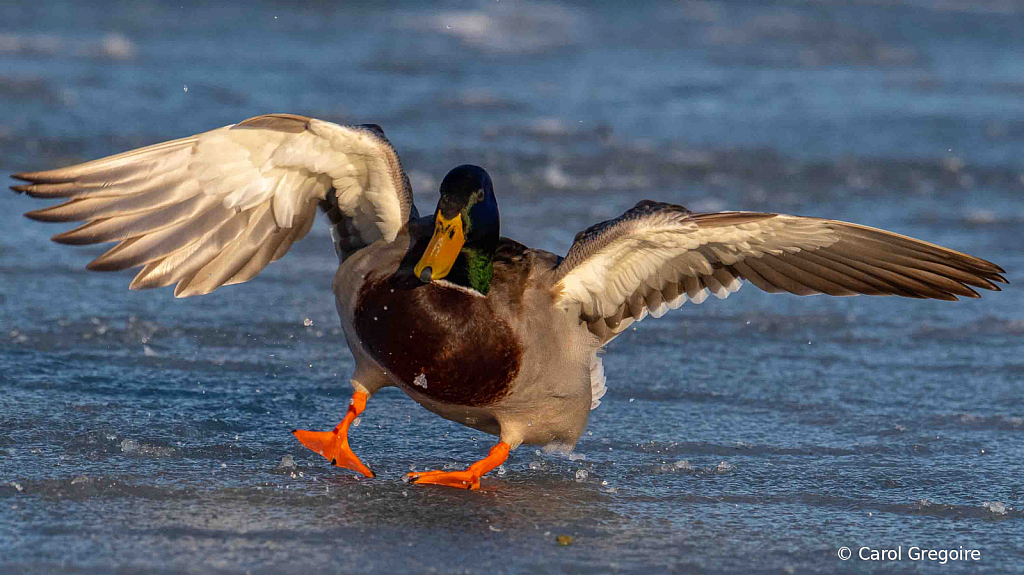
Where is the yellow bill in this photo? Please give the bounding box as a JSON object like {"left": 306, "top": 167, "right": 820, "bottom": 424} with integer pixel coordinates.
{"left": 415, "top": 212, "right": 465, "bottom": 282}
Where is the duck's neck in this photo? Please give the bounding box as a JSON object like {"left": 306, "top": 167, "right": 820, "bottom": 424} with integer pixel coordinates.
{"left": 448, "top": 247, "right": 494, "bottom": 295}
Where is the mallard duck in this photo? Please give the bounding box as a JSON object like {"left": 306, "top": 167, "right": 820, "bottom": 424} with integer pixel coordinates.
{"left": 12, "top": 114, "right": 1007, "bottom": 489}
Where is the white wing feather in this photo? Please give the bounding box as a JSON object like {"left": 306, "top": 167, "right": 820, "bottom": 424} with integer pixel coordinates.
{"left": 14, "top": 114, "right": 415, "bottom": 297}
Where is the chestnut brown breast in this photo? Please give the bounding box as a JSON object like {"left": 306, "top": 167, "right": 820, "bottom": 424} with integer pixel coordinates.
{"left": 354, "top": 273, "right": 523, "bottom": 407}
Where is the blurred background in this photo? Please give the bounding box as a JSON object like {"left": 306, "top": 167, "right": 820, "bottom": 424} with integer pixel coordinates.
{"left": 2, "top": 1, "right": 1023, "bottom": 574}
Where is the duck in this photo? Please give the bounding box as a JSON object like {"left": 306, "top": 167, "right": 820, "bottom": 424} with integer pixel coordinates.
{"left": 12, "top": 113, "right": 1007, "bottom": 489}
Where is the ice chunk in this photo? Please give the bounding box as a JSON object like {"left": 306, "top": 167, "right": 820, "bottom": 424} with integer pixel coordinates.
{"left": 568, "top": 453, "right": 586, "bottom": 462}
{"left": 119, "top": 438, "right": 174, "bottom": 457}
{"left": 413, "top": 373, "right": 428, "bottom": 389}
{"left": 574, "top": 469, "right": 588, "bottom": 482}
{"left": 983, "top": 501, "right": 1008, "bottom": 515}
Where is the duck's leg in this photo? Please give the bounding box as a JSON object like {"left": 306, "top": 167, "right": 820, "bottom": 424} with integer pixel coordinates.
{"left": 405, "top": 441, "right": 510, "bottom": 490}
{"left": 293, "top": 390, "right": 374, "bottom": 477}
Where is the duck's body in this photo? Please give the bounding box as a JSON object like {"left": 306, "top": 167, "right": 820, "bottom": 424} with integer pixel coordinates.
{"left": 337, "top": 220, "right": 594, "bottom": 448}
{"left": 12, "top": 113, "right": 1007, "bottom": 489}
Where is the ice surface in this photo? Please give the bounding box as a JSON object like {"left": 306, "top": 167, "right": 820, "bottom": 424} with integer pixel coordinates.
{"left": 2, "top": 2, "right": 1024, "bottom": 574}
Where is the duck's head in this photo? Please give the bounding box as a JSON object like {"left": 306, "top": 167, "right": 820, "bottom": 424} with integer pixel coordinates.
{"left": 414, "top": 165, "right": 500, "bottom": 293}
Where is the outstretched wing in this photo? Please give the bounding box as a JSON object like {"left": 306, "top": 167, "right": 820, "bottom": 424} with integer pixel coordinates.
{"left": 12, "top": 114, "right": 416, "bottom": 297}
{"left": 552, "top": 200, "right": 1007, "bottom": 343}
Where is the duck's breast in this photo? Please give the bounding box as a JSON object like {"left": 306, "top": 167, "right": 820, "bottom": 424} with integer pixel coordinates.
{"left": 353, "top": 273, "right": 523, "bottom": 407}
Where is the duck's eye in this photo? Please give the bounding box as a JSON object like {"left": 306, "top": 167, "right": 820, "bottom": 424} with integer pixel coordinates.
{"left": 448, "top": 229, "right": 455, "bottom": 239}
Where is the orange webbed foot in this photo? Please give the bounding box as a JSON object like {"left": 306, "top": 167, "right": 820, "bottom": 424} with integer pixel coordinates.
{"left": 405, "top": 469, "right": 483, "bottom": 490}
{"left": 405, "top": 442, "right": 510, "bottom": 491}
{"left": 293, "top": 428, "right": 374, "bottom": 478}
{"left": 293, "top": 390, "right": 374, "bottom": 478}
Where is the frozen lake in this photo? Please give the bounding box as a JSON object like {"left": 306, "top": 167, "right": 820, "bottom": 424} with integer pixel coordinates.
{"left": 2, "top": 1, "right": 1023, "bottom": 573}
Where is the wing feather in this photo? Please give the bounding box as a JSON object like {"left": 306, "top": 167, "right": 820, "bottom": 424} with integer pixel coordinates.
{"left": 87, "top": 203, "right": 239, "bottom": 271}
{"left": 53, "top": 192, "right": 220, "bottom": 245}
{"left": 553, "top": 200, "right": 1006, "bottom": 343}
{"left": 13, "top": 114, "right": 417, "bottom": 297}
{"left": 129, "top": 216, "right": 250, "bottom": 291}
{"left": 174, "top": 204, "right": 281, "bottom": 297}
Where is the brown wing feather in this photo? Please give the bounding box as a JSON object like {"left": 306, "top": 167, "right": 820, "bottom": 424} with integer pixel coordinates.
{"left": 553, "top": 201, "right": 1006, "bottom": 343}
